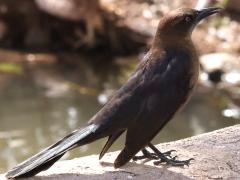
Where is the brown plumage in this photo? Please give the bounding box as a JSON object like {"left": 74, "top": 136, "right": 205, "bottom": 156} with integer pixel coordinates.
{"left": 5, "top": 7, "right": 222, "bottom": 179}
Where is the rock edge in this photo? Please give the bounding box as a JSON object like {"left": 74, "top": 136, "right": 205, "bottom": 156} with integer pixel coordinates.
{"left": 1, "top": 125, "right": 240, "bottom": 180}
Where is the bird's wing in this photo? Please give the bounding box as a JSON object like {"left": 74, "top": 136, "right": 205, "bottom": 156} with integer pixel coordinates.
{"left": 126, "top": 50, "right": 193, "bottom": 134}
{"left": 87, "top": 58, "right": 149, "bottom": 132}
{"left": 88, "top": 51, "right": 172, "bottom": 130}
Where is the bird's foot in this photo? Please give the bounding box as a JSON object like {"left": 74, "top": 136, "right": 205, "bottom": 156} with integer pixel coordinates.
{"left": 147, "top": 143, "right": 194, "bottom": 166}
{"left": 153, "top": 155, "right": 194, "bottom": 166}
{"left": 132, "top": 148, "right": 175, "bottom": 161}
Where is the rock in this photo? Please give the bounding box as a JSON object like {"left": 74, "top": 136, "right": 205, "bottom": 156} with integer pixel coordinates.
{"left": 200, "top": 53, "right": 240, "bottom": 86}
{"left": 200, "top": 53, "right": 240, "bottom": 72}
{"left": 1, "top": 125, "right": 240, "bottom": 179}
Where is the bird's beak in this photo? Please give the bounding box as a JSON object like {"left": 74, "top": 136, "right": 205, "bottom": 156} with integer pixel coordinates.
{"left": 196, "top": 7, "right": 223, "bottom": 22}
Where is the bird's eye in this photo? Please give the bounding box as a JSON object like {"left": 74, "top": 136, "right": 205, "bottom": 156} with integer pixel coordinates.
{"left": 184, "top": 15, "right": 192, "bottom": 23}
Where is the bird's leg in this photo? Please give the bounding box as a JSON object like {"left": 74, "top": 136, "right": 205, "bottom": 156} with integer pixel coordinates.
{"left": 132, "top": 148, "right": 158, "bottom": 161}
{"left": 132, "top": 143, "right": 175, "bottom": 161}
{"left": 148, "top": 143, "right": 194, "bottom": 166}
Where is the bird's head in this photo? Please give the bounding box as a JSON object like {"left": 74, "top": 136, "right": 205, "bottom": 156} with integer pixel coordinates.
{"left": 153, "top": 7, "right": 222, "bottom": 47}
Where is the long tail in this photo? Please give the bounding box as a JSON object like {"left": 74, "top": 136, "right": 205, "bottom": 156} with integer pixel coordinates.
{"left": 6, "top": 124, "right": 100, "bottom": 179}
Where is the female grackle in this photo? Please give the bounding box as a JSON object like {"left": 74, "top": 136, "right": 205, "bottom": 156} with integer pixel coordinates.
{"left": 6, "top": 7, "right": 222, "bottom": 179}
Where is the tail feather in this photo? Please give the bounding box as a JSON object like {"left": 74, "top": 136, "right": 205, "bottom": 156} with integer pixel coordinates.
{"left": 114, "top": 145, "right": 140, "bottom": 168}
{"left": 6, "top": 124, "right": 99, "bottom": 179}
{"left": 99, "top": 130, "right": 124, "bottom": 160}
{"left": 15, "top": 154, "right": 64, "bottom": 178}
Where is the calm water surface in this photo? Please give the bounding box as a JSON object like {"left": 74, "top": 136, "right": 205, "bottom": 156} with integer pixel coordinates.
{"left": 0, "top": 53, "right": 237, "bottom": 173}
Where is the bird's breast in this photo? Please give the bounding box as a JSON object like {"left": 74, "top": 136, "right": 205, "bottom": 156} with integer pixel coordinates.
{"left": 145, "top": 49, "right": 199, "bottom": 118}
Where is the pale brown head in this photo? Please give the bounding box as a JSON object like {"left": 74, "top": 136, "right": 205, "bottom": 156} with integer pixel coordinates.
{"left": 153, "top": 7, "right": 222, "bottom": 47}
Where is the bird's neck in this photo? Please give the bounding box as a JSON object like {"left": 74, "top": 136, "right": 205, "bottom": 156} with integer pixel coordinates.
{"left": 151, "top": 35, "right": 194, "bottom": 52}
{"left": 150, "top": 35, "right": 199, "bottom": 88}
{"left": 150, "top": 35, "right": 199, "bottom": 70}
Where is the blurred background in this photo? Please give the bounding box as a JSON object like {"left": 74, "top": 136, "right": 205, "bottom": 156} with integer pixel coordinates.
{"left": 0, "top": 0, "right": 239, "bottom": 173}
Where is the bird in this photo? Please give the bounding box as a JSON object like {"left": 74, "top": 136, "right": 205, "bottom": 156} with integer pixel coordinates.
{"left": 5, "top": 7, "right": 222, "bottom": 179}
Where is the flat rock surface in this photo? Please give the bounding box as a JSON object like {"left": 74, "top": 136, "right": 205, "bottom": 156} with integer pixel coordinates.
{"left": 1, "top": 125, "right": 240, "bottom": 180}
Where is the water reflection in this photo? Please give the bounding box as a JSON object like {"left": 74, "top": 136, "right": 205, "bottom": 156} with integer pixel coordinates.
{"left": 0, "top": 52, "right": 237, "bottom": 173}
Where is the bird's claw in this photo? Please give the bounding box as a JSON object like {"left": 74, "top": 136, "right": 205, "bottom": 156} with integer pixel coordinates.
{"left": 133, "top": 144, "right": 194, "bottom": 167}
{"left": 154, "top": 157, "right": 194, "bottom": 166}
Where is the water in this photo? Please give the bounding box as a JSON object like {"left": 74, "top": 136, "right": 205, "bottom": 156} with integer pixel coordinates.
{"left": 0, "top": 52, "right": 237, "bottom": 173}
